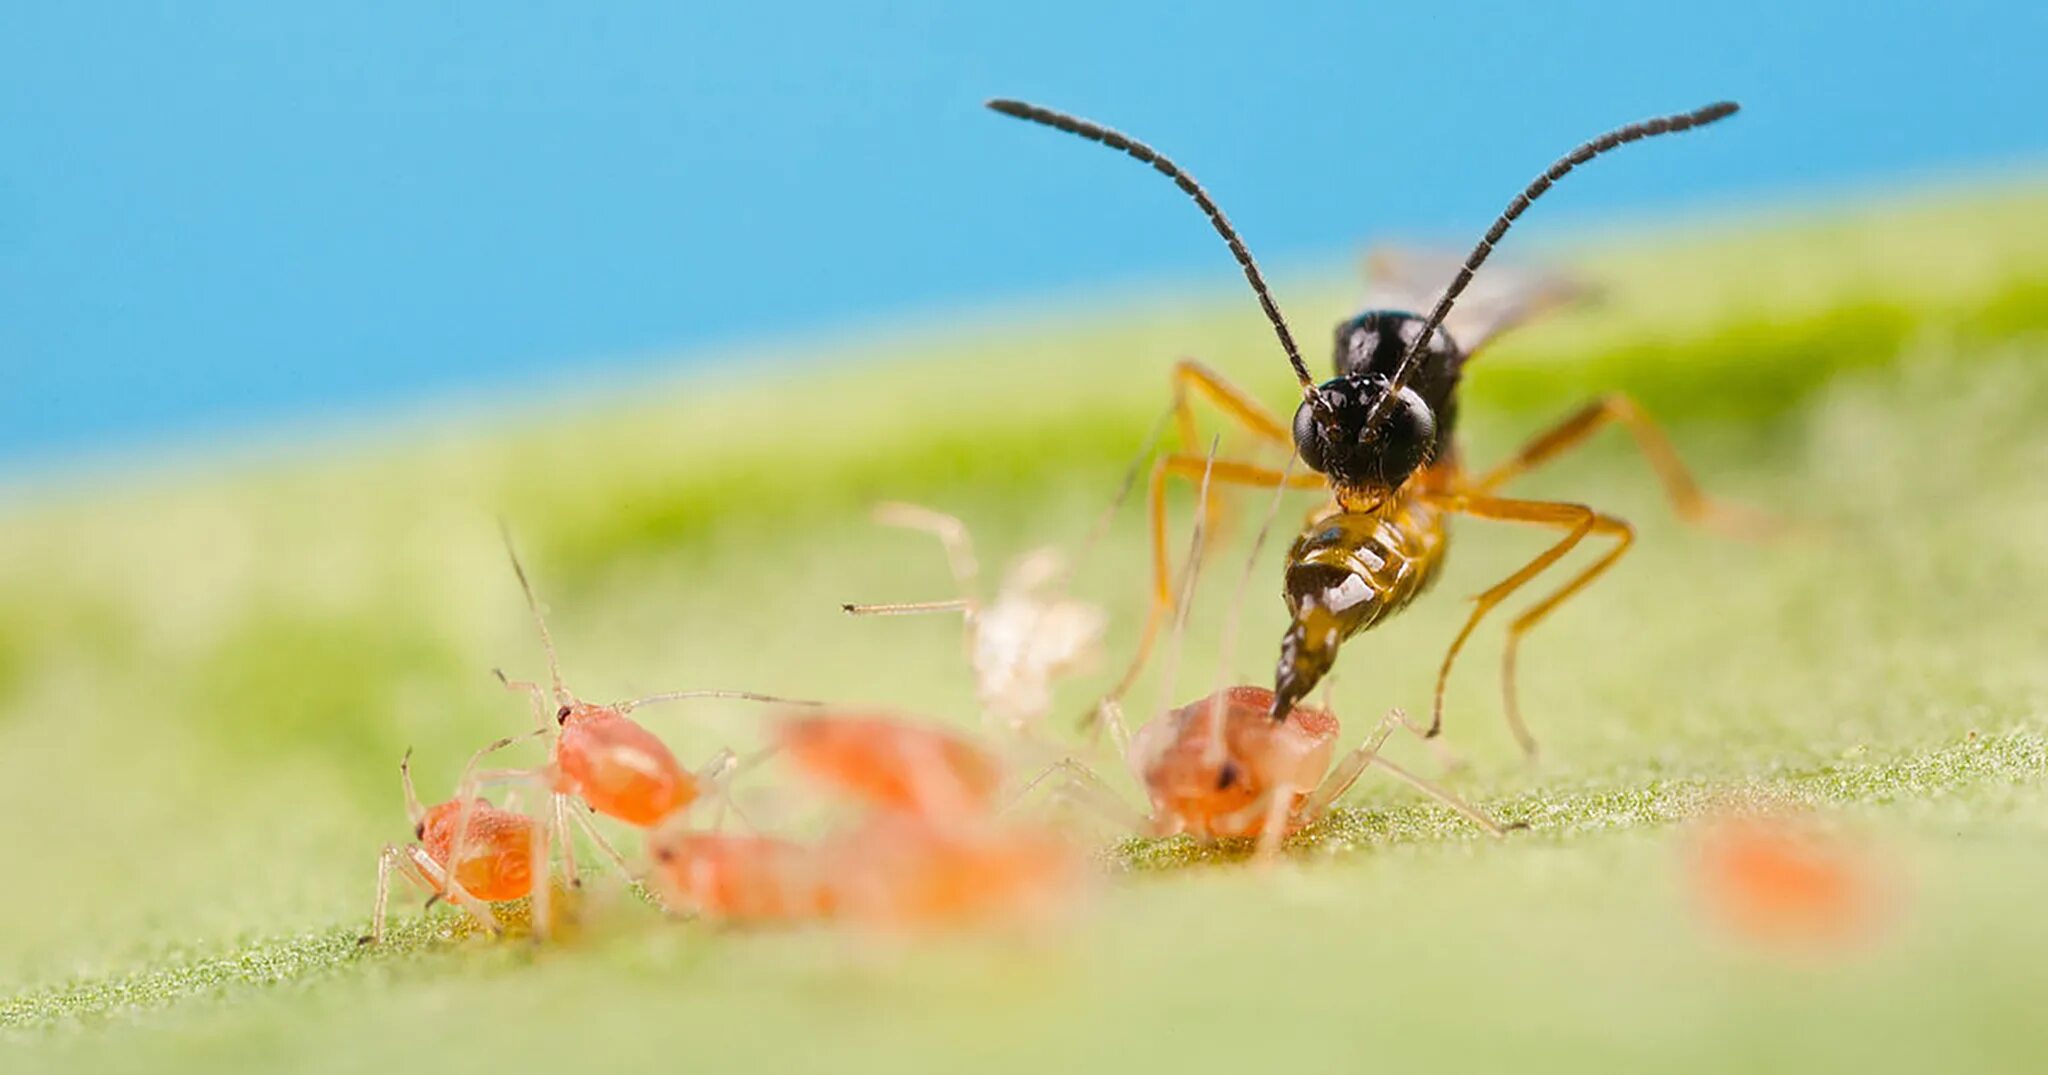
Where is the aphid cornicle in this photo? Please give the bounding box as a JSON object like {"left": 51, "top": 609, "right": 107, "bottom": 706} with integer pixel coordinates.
{"left": 990, "top": 97, "right": 1762, "bottom": 755}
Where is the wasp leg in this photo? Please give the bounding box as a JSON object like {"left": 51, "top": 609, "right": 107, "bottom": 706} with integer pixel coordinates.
{"left": 1106, "top": 454, "right": 1327, "bottom": 709}
{"left": 1168, "top": 360, "right": 1296, "bottom": 540}
{"left": 1169, "top": 359, "right": 1292, "bottom": 450}
{"left": 1420, "top": 492, "right": 1632, "bottom": 757}
{"left": 1469, "top": 393, "right": 1769, "bottom": 539}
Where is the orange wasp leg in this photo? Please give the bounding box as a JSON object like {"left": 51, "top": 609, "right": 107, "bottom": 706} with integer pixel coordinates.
{"left": 1167, "top": 360, "right": 1297, "bottom": 540}
{"left": 1420, "top": 492, "right": 1633, "bottom": 757}
{"left": 1167, "top": 359, "right": 1293, "bottom": 453}
{"left": 1468, "top": 392, "right": 1770, "bottom": 539}
{"left": 1108, "top": 454, "right": 1327, "bottom": 707}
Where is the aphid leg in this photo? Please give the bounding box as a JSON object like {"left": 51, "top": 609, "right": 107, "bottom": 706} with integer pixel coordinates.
{"left": 470, "top": 763, "right": 582, "bottom": 887}
{"left": 694, "top": 748, "right": 741, "bottom": 831}
{"left": 1302, "top": 709, "right": 1508, "bottom": 835}
{"left": 1252, "top": 781, "right": 1298, "bottom": 863}
{"left": 1467, "top": 394, "right": 1771, "bottom": 540}
{"left": 446, "top": 732, "right": 549, "bottom": 895}
{"left": 552, "top": 794, "right": 584, "bottom": 888}
{"left": 1420, "top": 493, "right": 1631, "bottom": 756}
{"left": 1302, "top": 708, "right": 1405, "bottom": 819}
{"left": 1365, "top": 756, "right": 1509, "bottom": 837}
{"left": 364, "top": 843, "right": 439, "bottom": 945}
{"left": 1107, "top": 454, "right": 1324, "bottom": 709}
{"left": 409, "top": 845, "right": 503, "bottom": 936}
{"left": 494, "top": 670, "right": 555, "bottom": 734}
{"left": 497, "top": 782, "right": 552, "bottom": 942}
{"left": 563, "top": 806, "right": 636, "bottom": 879}
{"left": 1009, "top": 757, "right": 1153, "bottom": 834}
{"left": 528, "top": 821, "right": 551, "bottom": 942}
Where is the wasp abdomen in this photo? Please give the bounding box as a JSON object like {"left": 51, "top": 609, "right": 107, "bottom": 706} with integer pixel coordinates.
{"left": 1272, "top": 501, "right": 1447, "bottom": 718}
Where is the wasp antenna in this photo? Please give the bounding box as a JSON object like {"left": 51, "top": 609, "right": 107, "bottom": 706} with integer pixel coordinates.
{"left": 988, "top": 98, "right": 1317, "bottom": 395}
{"left": 1373, "top": 101, "right": 1741, "bottom": 429}
{"left": 498, "top": 522, "right": 568, "bottom": 704}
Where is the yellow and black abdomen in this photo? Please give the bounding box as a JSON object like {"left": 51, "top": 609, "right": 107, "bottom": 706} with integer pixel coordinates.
{"left": 1272, "top": 496, "right": 1448, "bottom": 717}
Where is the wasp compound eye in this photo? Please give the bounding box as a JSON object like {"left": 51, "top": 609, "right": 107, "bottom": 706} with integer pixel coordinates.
{"left": 1291, "top": 395, "right": 1332, "bottom": 474}
{"left": 1368, "top": 383, "right": 1438, "bottom": 487}
{"left": 1293, "top": 376, "right": 1437, "bottom": 492}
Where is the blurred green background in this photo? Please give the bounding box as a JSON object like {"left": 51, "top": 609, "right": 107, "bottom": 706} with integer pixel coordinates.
{"left": 4, "top": 182, "right": 2047, "bottom": 1070}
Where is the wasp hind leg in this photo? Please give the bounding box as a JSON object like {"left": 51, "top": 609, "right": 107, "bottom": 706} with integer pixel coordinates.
{"left": 1421, "top": 493, "right": 1633, "bottom": 758}
{"left": 1469, "top": 393, "right": 1771, "bottom": 540}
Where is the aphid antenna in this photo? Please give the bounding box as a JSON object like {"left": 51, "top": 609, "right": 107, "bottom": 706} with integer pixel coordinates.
{"left": 1062, "top": 393, "right": 1177, "bottom": 588}
{"left": 986, "top": 99, "right": 1329, "bottom": 422}
{"left": 615, "top": 689, "right": 827, "bottom": 715}
{"left": 1152, "top": 436, "right": 1222, "bottom": 732}
{"left": 1369, "top": 101, "right": 1741, "bottom": 433}
{"left": 399, "top": 747, "right": 426, "bottom": 827}
{"left": 1210, "top": 451, "right": 1299, "bottom": 754}
{"left": 498, "top": 521, "right": 570, "bottom": 706}
{"left": 842, "top": 502, "right": 982, "bottom": 620}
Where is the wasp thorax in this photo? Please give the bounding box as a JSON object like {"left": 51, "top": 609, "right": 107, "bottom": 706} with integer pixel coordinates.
{"left": 1291, "top": 374, "right": 1438, "bottom": 494}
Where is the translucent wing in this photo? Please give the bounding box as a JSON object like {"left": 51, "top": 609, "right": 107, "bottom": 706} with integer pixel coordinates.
{"left": 1361, "top": 246, "right": 1593, "bottom": 354}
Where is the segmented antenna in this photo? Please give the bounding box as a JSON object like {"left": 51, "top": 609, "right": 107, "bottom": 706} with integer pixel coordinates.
{"left": 987, "top": 98, "right": 1317, "bottom": 396}
{"left": 1369, "top": 101, "right": 1741, "bottom": 432}
{"left": 499, "top": 522, "right": 568, "bottom": 704}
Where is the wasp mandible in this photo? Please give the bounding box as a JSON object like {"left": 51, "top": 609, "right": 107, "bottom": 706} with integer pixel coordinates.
{"left": 989, "top": 97, "right": 1761, "bottom": 755}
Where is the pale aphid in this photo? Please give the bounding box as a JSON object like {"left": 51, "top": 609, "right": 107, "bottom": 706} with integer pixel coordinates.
{"left": 843, "top": 503, "right": 1105, "bottom": 734}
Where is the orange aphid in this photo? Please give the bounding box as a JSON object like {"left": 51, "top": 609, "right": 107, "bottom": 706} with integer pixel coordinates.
{"left": 489, "top": 530, "right": 814, "bottom": 883}
{"left": 1044, "top": 686, "right": 1506, "bottom": 854}
{"left": 1130, "top": 685, "right": 1345, "bottom": 839}
{"left": 775, "top": 712, "right": 1004, "bottom": 820}
{"left": 646, "top": 830, "right": 833, "bottom": 924}
{"left": 644, "top": 712, "right": 1086, "bottom": 929}
{"left": 550, "top": 700, "right": 698, "bottom": 827}
{"left": 364, "top": 742, "right": 551, "bottom": 945}
{"left": 414, "top": 798, "right": 543, "bottom": 902}
{"left": 1691, "top": 813, "right": 1885, "bottom": 948}
{"left": 823, "top": 815, "right": 1082, "bottom": 928}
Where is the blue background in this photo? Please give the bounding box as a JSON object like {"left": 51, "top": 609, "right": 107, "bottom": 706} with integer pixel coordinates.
{"left": 4, "top": 3, "right": 2043, "bottom": 468}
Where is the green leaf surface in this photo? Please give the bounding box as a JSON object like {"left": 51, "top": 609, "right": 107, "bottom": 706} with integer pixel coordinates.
{"left": 4, "top": 181, "right": 2047, "bottom": 1072}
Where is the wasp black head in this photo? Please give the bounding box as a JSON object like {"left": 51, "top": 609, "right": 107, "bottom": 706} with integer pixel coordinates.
{"left": 1291, "top": 374, "right": 1439, "bottom": 496}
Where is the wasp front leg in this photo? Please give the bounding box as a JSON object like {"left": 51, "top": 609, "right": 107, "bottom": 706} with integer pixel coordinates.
{"left": 1165, "top": 360, "right": 1300, "bottom": 539}
{"left": 1102, "top": 453, "right": 1326, "bottom": 713}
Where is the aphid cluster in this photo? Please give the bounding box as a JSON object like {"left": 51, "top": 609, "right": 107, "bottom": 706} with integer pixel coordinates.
{"left": 365, "top": 94, "right": 1749, "bottom": 944}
